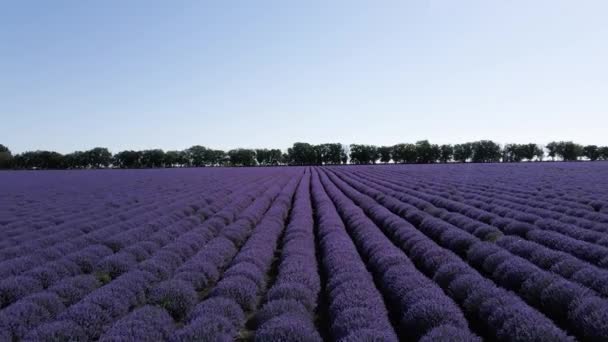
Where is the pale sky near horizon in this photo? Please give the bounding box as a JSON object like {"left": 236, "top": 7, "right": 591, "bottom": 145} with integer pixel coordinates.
{"left": 1, "top": 1, "right": 607, "bottom": 154}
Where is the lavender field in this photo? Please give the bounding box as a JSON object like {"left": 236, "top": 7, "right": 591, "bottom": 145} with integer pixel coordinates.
{"left": 1, "top": 163, "right": 608, "bottom": 341}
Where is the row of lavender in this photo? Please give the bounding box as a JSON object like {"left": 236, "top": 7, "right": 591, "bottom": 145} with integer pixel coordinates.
{"left": 0, "top": 168, "right": 302, "bottom": 341}
{"left": 327, "top": 162, "right": 608, "bottom": 340}
{"left": 1, "top": 162, "right": 607, "bottom": 341}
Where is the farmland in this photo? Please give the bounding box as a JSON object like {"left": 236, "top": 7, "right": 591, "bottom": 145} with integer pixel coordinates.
{"left": 1, "top": 163, "right": 608, "bottom": 341}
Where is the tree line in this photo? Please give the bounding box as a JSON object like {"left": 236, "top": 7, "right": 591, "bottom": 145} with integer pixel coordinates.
{"left": 1, "top": 140, "right": 607, "bottom": 170}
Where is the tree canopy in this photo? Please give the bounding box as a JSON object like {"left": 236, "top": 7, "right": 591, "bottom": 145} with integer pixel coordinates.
{"left": 1, "top": 139, "right": 606, "bottom": 170}
{"left": 349, "top": 144, "right": 379, "bottom": 164}
{"left": 378, "top": 146, "right": 392, "bottom": 164}
{"left": 439, "top": 145, "right": 454, "bottom": 163}
{"left": 453, "top": 143, "right": 473, "bottom": 163}
{"left": 0, "top": 144, "right": 12, "bottom": 169}
{"left": 228, "top": 149, "right": 256, "bottom": 166}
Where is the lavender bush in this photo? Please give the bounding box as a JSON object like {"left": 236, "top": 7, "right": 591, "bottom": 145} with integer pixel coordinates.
{"left": 1, "top": 163, "right": 607, "bottom": 341}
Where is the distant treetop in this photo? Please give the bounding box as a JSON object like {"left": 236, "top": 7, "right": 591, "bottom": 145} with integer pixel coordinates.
{"left": 1, "top": 140, "right": 606, "bottom": 170}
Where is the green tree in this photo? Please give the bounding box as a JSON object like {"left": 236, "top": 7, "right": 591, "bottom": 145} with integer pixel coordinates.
{"left": 186, "top": 145, "right": 207, "bottom": 167}
{"left": 378, "top": 146, "right": 392, "bottom": 163}
{"left": 546, "top": 142, "right": 558, "bottom": 161}
{"left": 13, "top": 151, "right": 64, "bottom": 169}
{"left": 85, "top": 147, "right": 112, "bottom": 168}
{"left": 163, "top": 151, "right": 182, "bottom": 167}
{"left": 141, "top": 149, "right": 165, "bottom": 168}
{"left": 63, "top": 151, "right": 88, "bottom": 168}
{"left": 113, "top": 150, "right": 142, "bottom": 168}
{"left": 503, "top": 143, "right": 539, "bottom": 162}
{"left": 415, "top": 140, "right": 436, "bottom": 163}
{"left": 392, "top": 143, "right": 417, "bottom": 163}
{"left": 207, "top": 149, "right": 227, "bottom": 166}
{"left": 533, "top": 145, "right": 545, "bottom": 161}
{"left": 598, "top": 146, "right": 608, "bottom": 160}
{"left": 320, "top": 143, "right": 344, "bottom": 165}
{"left": 368, "top": 145, "right": 379, "bottom": 164}
{"left": 583, "top": 145, "right": 600, "bottom": 161}
{"left": 228, "top": 149, "right": 256, "bottom": 166}
{"left": 287, "top": 142, "right": 317, "bottom": 165}
{"left": 254, "top": 148, "right": 282, "bottom": 165}
{"left": 520, "top": 143, "right": 540, "bottom": 161}
{"left": 348, "top": 144, "right": 365, "bottom": 164}
{"left": 255, "top": 149, "right": 271, "bottom": 165}
{"left": 0, "top": 144, "right": 13, "bottom": 169}
{"left": 431, "top": 144, "right": 441, "bottom": 163}
{"left": 312, "top": 145, "right": 325, "bottom": 165}
{"left": 453, "top": 143, "right": 473, "bottom": 162}
{"left": 178, "top": 150, "right": 191, "bottom": 165}
{"left": 349, "top": 144, "right": 379, "bottom": 164}
{"left": 267, "top": 149, "right": 283, "bottom": 165}
{"left": 556, "top": 141, "right": 583, "bottom": 161}
{"left": 471, "top": 140, "right": 501, "bottom": 163}
{"left": 439, "top": 145, "right": 453, "bottom": 163}
{"left": 281, "top": 152, "right": 290, "bottom": 165}
{"left": 502, "top": 144, "right": 518, "bottom": 162}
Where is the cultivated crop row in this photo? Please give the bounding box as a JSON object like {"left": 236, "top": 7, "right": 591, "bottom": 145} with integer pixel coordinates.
{"left": 1, "top": 163, "right": 607, "bottom": 341}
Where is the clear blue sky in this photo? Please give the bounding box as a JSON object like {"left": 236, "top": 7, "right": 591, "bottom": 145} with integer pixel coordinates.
{"left": 1, "top": 1, "right": 607, "bottom": 154}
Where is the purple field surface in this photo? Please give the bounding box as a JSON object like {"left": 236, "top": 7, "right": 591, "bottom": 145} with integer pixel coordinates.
{"left": 1, "top": 163, "right": 608, "bottom": 342}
